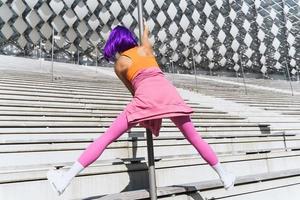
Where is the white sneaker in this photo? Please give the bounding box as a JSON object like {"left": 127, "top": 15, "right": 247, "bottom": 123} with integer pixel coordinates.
{"left": 47, "top": 169, "right": 68, "bottom": 196}
{"left": 221, "top": 172, "right": 236, "bottom": 190}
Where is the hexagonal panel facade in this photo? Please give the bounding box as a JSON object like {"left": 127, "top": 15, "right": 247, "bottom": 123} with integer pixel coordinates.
{"left": 0, "top": 0, "right": 298, "bottom": 75}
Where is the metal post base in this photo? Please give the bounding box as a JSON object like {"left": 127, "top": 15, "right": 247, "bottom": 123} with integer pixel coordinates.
{"left": 146, "top": 128, "right": 157, "bottom": 200}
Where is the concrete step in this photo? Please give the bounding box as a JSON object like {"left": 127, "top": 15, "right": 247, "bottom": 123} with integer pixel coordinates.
{"left": 0, "top": 116, "right": 249, "bottom": 123}
{"left": 235, "top": 101, "right": 300, "bottom": 106}
{"left": 0, "top": 94, "right": 132, "bottom": 105}
{"left": 1, "top": 151, "right": 300, "bottom": 200}
{"left": 3, "top": 132, "right": 289, "bottom": 145}
{"left": 0, "top": 61, "right": 299, "bottom": 200}
{"left": 0, "top": 89, "right": 133, "bottom": 100}
{"left": 93, "top": 169, "right": 300, "bottom": 200}
{"left": 0, "top": 73, "right": 117, "bottom": 84}
{"left": 0, "top": 78, "right": 125, "bottom": 92}
{"left": 0, "top": 111, "right": 246, "bottom": 121}
{"left": 0, "top": 100, "right": 211, "bottom": 111}
{"left": 282, "top": 111, "right": 300, "bottom": 115}
{"left": 0, "top": 134, "right": 294, "bottom": 155}
{"left": 0, "top": 132, "right": 293, "bottom": 143}
{"left": 0, "top": 131, "right": 299, "bottom": 167}
{"left": 0, "top": 121, "right": 266, "bottom": 128}
{"left": 0, "top": 126, "right": 271, "bottom": 134}
{"left": 0, "top": 82, "right": 130, "bottom": 98}
{"left": 265, "top": 107, "right": 300, "bottom": 111}
{"left": 2, "top": 148, "right": 299, "bottom": 176}
{"left": 0, "top": 106, "right": 225, "bottom": 116}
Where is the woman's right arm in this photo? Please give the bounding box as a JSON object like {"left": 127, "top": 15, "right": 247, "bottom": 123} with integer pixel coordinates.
{"left": 141, "top": 20, "right": 153, "bottom": 51}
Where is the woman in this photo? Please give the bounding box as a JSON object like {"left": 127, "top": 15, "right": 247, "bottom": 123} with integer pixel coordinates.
{"left": 47, "top": 23, "right": 235, "bottom": 195}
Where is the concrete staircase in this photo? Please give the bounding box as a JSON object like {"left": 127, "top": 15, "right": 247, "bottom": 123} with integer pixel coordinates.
{"left": 0, "top": 56, "right": 300, "bottom": 200}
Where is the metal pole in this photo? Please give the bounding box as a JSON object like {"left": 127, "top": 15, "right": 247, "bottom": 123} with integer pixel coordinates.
{"left": 171, "top": 59, "right": 175, "bottom": 83}
{"left": 77, "top": 50, "right": 80, "bottom": 65}
{"left": 191, "top": 47, "right": 198, "bottom": 88}
{"left": 235, "top": 71, "right": 239, "bottom": 82}
{"left": 95, "top": 46, "right": 98, "bottom": 73}
{"left": 137, "top": 0, "right": 144, "bottom": 43}
{"left": 171, "top": 51, "right": 175, "bottom": 83}
{"left": 137, "top": 0, "right": 157, "bottom": 199}
{"left": 171, "top": 59, "right": 175, "bottom": 74}
{"left": 283, "top": 131, "right": 288, "bottom": 152}
{"left": 39, "top": 41, "right": 42, "bottom": 71}
{"left": 282, "top": 0, "right": 294, "bottom": 96}
{"left": 239, "top": 48, "right": 248, "bottom": 95}
{"left": 51, "top": 28, "right": 54, "bottom": 82}
{"left": 146, "top": 129, "right": 157, "bottom": 200}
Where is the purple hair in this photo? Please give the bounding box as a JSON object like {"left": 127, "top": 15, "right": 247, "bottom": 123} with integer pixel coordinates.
{"left": 103, "top": 26, "right": 138, "bottom": 61}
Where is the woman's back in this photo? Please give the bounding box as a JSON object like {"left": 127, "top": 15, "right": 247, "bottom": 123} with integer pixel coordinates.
{"left": 121, "top": 46, "right": 159, "bottom": 82}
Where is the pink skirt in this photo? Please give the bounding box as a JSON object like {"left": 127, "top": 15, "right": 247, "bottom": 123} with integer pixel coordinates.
{"left": 124, "top": 67, "right": 193, "bottom": 136}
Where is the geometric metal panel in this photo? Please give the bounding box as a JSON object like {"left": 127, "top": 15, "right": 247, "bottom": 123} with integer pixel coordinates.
{"left": 74, "top": 1, "right": 89, "bottom": 20}
{"left": 100, "top": 25, "right": 110, "bottom": 40}
{"left": 181, "top": 32, "right": 190, "bottom": 46}
{"left": 24, "top": 0, "right": 39, "bottom": 9}
{"left": 86, "top": 0, "right": 99, "bottom": 13}
{"left": 64, "top": 0, "right": 75, "bottom": 8}
{"left": 68, "top": 43, "right": 77, "bottom": 54}
{"left": 44, "top": 40, "right": 52, "bottom": 51}
{"left": 0, "top": 4, "right": 13, "bottom": 23}
{"left": 49, "top": 0, "right": 65, "bottom": 15}
{"left": 122, "top": 0, "right": 132, "bottom": 10}
{"left": 169, "top": 22, "right": 179, "bottom": 37}
{"left": 167, "top": 3, "right": 177, "bottom": 20}
{"left": 99, "top": 7, "right": 111, "bottom": 24}
{"left": 110, "top": 1, "right": 122, "bottom": 18}
{"left": 11, "top": 0, "right": 26, "bottom": 15}
{"left": 179, "top": 15, "right": 189, "bottom": 31}
{"left": 25, "top": 10, "right": 41, "bottom": 28}
{"left": 89, "top": 32, "right": 100, "bottom": 46}
{"left": 144, "top": 0, "right": 154, "bottom": 15}
{"left": 38, "top": 3, "right": 53, "bottom": 22}
{"left": 40, "top": 23, "right": 52, "bottom": 39}
{"left": 66, "top": 28, "right": 77, "bottom": 43}
{"left": 63, "top": 9, "right": 77, "bottom": 27}
{"left": 157, "top": 11, "right": 167, "bottom": 26}
{"left": 88, "top": 14, "right": 100, "bottom": 31}
{"left": 55, "top": 35, "right": 66, "bottom": 48}
{"left": 0, "top": 0, "right": 299, "bottom": 75}
{"left": 79, "top": 37, "right": 89, "bottom": 51}
{"left": 77, "top": 21, "right": 88, "bottom": 37}
{"left": 29, "top": 29, "right": 40, "bottom": 44}
{"left": 122, "top": 13, "right": 135, "bottom": 28}
{"left": 51, "top": 16, "right": 66, "bottom": 33}
{"left": 13, "top": 17, "right": 28, "bottom": 34}
{"left": 17, "top": 35, "right": 27, "bottom": 48}
{"left": 1, "top": 24, "right": 14, "bottom": 39}
{"left": 192, "top": 9, "right": 200, "bottom": 23}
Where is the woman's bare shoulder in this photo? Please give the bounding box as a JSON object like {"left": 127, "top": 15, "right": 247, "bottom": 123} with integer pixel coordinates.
{"left": 115, "top": 56, "right": 132, "bottom": 73}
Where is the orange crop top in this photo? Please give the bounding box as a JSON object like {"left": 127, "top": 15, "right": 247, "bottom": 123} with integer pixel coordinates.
{"left": 121, "top": 47, "right": 159, "bottom": 81}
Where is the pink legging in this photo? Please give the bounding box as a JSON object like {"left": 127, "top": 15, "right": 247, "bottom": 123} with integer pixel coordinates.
{"left": 78, "top": 111, "right": 218, "bottom": 168}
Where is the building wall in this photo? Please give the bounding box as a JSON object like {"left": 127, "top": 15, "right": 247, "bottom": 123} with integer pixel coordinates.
{"left": 0, "top": 0, "right": 299, "bottom": 74}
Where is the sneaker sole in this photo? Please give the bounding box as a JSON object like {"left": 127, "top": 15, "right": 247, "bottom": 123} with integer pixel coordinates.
{"left": 225, "top": 175, "right": 236, "bottom": 190}
{"left": 47, "top": 171, "right": 63, "bottom": 196}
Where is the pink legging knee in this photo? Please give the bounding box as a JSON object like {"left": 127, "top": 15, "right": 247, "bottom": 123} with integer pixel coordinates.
{"left": 170, "top": 115, "right": 218, "bottom": 166}
{"left": 78, "top": 113, "right": 218, "bottom": 168}
{"left": 78, "top": 111, "right": 135, "bottom": 167}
